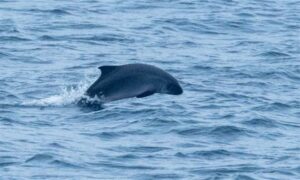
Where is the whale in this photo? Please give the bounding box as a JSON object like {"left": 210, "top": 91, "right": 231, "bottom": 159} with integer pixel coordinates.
{"left": 79, "top": 63, "right": 183, "bottom": 105}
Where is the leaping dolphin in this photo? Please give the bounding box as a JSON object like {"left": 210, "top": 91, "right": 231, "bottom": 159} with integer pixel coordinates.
{"left": 80, "top": 63, "right": 183, "bottom": 104}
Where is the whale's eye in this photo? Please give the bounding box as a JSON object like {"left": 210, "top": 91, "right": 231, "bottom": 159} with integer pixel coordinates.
{"left": 167, "top": 83, "right": 183, "bottom": 95}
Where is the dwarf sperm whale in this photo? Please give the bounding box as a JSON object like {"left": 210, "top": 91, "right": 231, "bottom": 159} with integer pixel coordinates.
{"left": 81, "top": 63, "right": 183, "bottom": 104}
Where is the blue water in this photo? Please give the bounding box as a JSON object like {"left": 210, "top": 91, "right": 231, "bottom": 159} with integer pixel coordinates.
{"left": 1, "top": 0, "right": 300, "bottom": 179}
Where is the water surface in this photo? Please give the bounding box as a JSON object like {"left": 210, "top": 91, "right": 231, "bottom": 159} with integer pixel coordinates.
{"left": 1, "top": 0, "right": 300, "bottom": 179}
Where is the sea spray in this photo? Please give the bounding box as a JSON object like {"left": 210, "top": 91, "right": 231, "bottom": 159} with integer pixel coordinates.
{"left": 22, "top": 79, "right": 92, "bottom": 107}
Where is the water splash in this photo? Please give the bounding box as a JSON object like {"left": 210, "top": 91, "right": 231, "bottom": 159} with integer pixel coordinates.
{"left": 22, "top": 81, "right": 91, "bottom": 107}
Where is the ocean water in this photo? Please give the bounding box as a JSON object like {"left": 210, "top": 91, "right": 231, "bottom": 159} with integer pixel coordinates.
{"left": 1, "top": 0, "right": 300, "bottom": 179}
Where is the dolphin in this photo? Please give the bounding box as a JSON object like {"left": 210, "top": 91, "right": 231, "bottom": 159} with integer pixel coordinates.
{"left": 80, "top": 63, "right": 183, "bottom": 104}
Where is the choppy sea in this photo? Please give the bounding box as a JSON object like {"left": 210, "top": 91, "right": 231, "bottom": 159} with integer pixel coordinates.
{"left": 1, "top": 0, "right": 300, "bottom": 179}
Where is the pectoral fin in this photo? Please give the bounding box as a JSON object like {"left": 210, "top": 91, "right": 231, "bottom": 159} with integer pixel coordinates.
{"left": 136, "top": 90, "right": 155, "bottom": 98}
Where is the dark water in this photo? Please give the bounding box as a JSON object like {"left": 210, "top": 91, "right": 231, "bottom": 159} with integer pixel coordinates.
{"left": 1, "top": 0, "right": 300, "bottom": 179}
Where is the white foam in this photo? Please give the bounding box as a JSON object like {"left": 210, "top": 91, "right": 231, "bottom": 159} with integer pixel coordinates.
{"left": 22, "top": 79, "right": 92, "bottom": 107}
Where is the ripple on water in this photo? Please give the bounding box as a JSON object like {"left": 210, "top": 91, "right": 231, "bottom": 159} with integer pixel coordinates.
{"left": 82, "top": 131, "right": 122, "bottom": 140}
{"left": 50, "top": 160, "right": 82, "bottom": 169}
{"left": 69, "top": 34, "right": 135, "bottom": 44}
{"left": 28, "top": 8, "right": 71, "bottom": 15}
{"left": 115, "top": 146, "right": 170, "bottom": 153}
{"left": 0, "top": 36, "right": 31, "bottom": 42}
{"left": 89, "top": 161, "right": 158, "bottom": 170}
{"left": 190, "top": 164, "right": 263, "bottom": 175}
{"left": 134, "top": 173, "right": 183, "bottom": 179}
{"left": 258, "top": 51, "right": 291, "bottom": 57}
{"left": 141, "top": 117, "right": 181, "bottom": 128}
{"left": 38, "top": 35, "right": 60, "bottom": 41}
{"left": 48, "top": 143, "right": 66, "bottom": 149}
{"left": 209, "top": 126, "right": 252, "bottom": 138}
{"left": 242, "top": 117, "right": 278, "bottom": 128}
{"left": 173, "top": 125, "right": 252, "bottom": 139}
{"left": 175, "top": 149, "right": 259, "bottom": 161}
{"left": 253, "top": 102, "right": 292, "bottom": 112}
{"left": 25, "top": 154, "right": 82, "bottom": 169}
{"left": 25, "top": 154, "right": 53, "bottom": 163}
{"left": 234, "top": 175, "right": 256, "bottom": 180}
{"left": 0, "top": 162, "right": 17, "bottom": 167}
{"left": 0, "top": 117, "right": 25, "bottom": 126}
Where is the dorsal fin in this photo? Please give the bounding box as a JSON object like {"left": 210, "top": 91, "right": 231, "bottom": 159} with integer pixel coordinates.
{"left": 98, "top": 65, "right": 119, "bottom": 79}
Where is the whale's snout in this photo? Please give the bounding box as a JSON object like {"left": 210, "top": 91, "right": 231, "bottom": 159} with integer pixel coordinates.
{"left": 167, "top": 83, "right": 183, "bottom": 95}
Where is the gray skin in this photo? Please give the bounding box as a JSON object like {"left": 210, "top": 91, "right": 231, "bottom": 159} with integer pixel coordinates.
{"left": 85, "top": 63, "right": 183, "bottom": 103}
